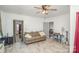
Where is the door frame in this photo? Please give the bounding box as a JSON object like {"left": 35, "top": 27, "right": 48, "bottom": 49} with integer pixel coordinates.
{"left": 13, "top": 20, "right": 23, "bottom": 43}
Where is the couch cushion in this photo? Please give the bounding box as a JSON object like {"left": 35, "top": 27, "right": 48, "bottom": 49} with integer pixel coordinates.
{"left": 29, "top": 32, "right": 40, "bottom": 37}
{"left": 26, "top": 36, "right": 41, "bottom": 40}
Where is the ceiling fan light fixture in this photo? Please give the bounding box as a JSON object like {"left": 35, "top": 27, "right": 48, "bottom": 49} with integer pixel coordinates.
{"left": 42, "top": 10, "right": 48, "bottom": 14}
{"left": 42, "top": 10, "right": 45, "bottom": 14}
{"left": 45, "top": 10, "right": 48, "bottom": 13}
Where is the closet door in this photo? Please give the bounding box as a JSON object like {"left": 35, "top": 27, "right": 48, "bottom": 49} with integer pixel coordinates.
{"left": 43, "top": 22, "right": 49, "bottom": 38}
{"left": 74, "top": 12, "right": 79, "bottom": 53}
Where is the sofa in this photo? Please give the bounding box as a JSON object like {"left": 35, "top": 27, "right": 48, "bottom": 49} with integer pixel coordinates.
{"left": 23, "top": 32, "right": 46, "bottom": 44}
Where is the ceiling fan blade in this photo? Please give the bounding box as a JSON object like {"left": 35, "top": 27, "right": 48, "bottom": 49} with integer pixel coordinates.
{"left": 34, "top": 7, "right": 42, "bottom": 9}
{"left": 48, "top": 9, "right": 57, "bottom": 11}
{"left": 42, "top": 5, "right": 50, "bottom": 7}
{"left": 36, "top": 11, "right": 41, "bottom": 13}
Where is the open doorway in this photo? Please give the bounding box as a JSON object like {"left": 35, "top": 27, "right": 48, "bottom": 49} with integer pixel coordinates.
{"left": 13, "top": 20, "right": 23, "bottom": 43}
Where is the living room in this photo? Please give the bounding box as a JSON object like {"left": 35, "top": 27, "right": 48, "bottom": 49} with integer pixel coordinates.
{"left": 0, "top": 5, "right": 70, "bottom": 53}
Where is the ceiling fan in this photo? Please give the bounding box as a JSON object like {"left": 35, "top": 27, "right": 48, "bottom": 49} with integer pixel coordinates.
{"left": 34, "top": 5, "right": 57, "bottom": 15}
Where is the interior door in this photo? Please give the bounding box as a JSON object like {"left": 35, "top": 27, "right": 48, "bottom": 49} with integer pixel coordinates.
{"left": 43, "top": 22, "right": 49, "bottom": 38}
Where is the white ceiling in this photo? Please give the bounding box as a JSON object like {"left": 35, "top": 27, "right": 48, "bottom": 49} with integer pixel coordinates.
{"left": 0, "top": 5, "right": 70, "bottom": 18}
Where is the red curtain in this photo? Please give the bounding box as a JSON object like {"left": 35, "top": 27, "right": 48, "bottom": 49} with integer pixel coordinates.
{"left": 73, "top": 12, "right": 79, "bottom": 53}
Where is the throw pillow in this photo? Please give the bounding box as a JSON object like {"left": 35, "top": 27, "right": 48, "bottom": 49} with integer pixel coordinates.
{"left": 25, "top": 34, "right": 32, "bottom": 38}
{"left": 39, "top": 32, "right": 45, "bottom": 37}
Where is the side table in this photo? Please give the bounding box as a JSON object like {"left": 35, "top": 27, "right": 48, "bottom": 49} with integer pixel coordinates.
{"left": 0, "top": 37, "right": 13, "bottom": 46}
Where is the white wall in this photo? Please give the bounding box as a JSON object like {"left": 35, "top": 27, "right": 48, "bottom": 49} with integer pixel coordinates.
{"left": 1, "top": 11, "right": 44, "bottom": 36}
{"left": 44, "top": 13, "right": 70, "bottom": 34}
{"left": 0, "top": 12, "right": 1, "bottom": 32}
{"left": 70, "top": 6, "right": 79, "bottom": 52}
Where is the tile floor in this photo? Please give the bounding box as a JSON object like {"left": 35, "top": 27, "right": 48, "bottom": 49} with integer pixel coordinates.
{"left": 5, "top": 39, "right": 69, "bottom": 53}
